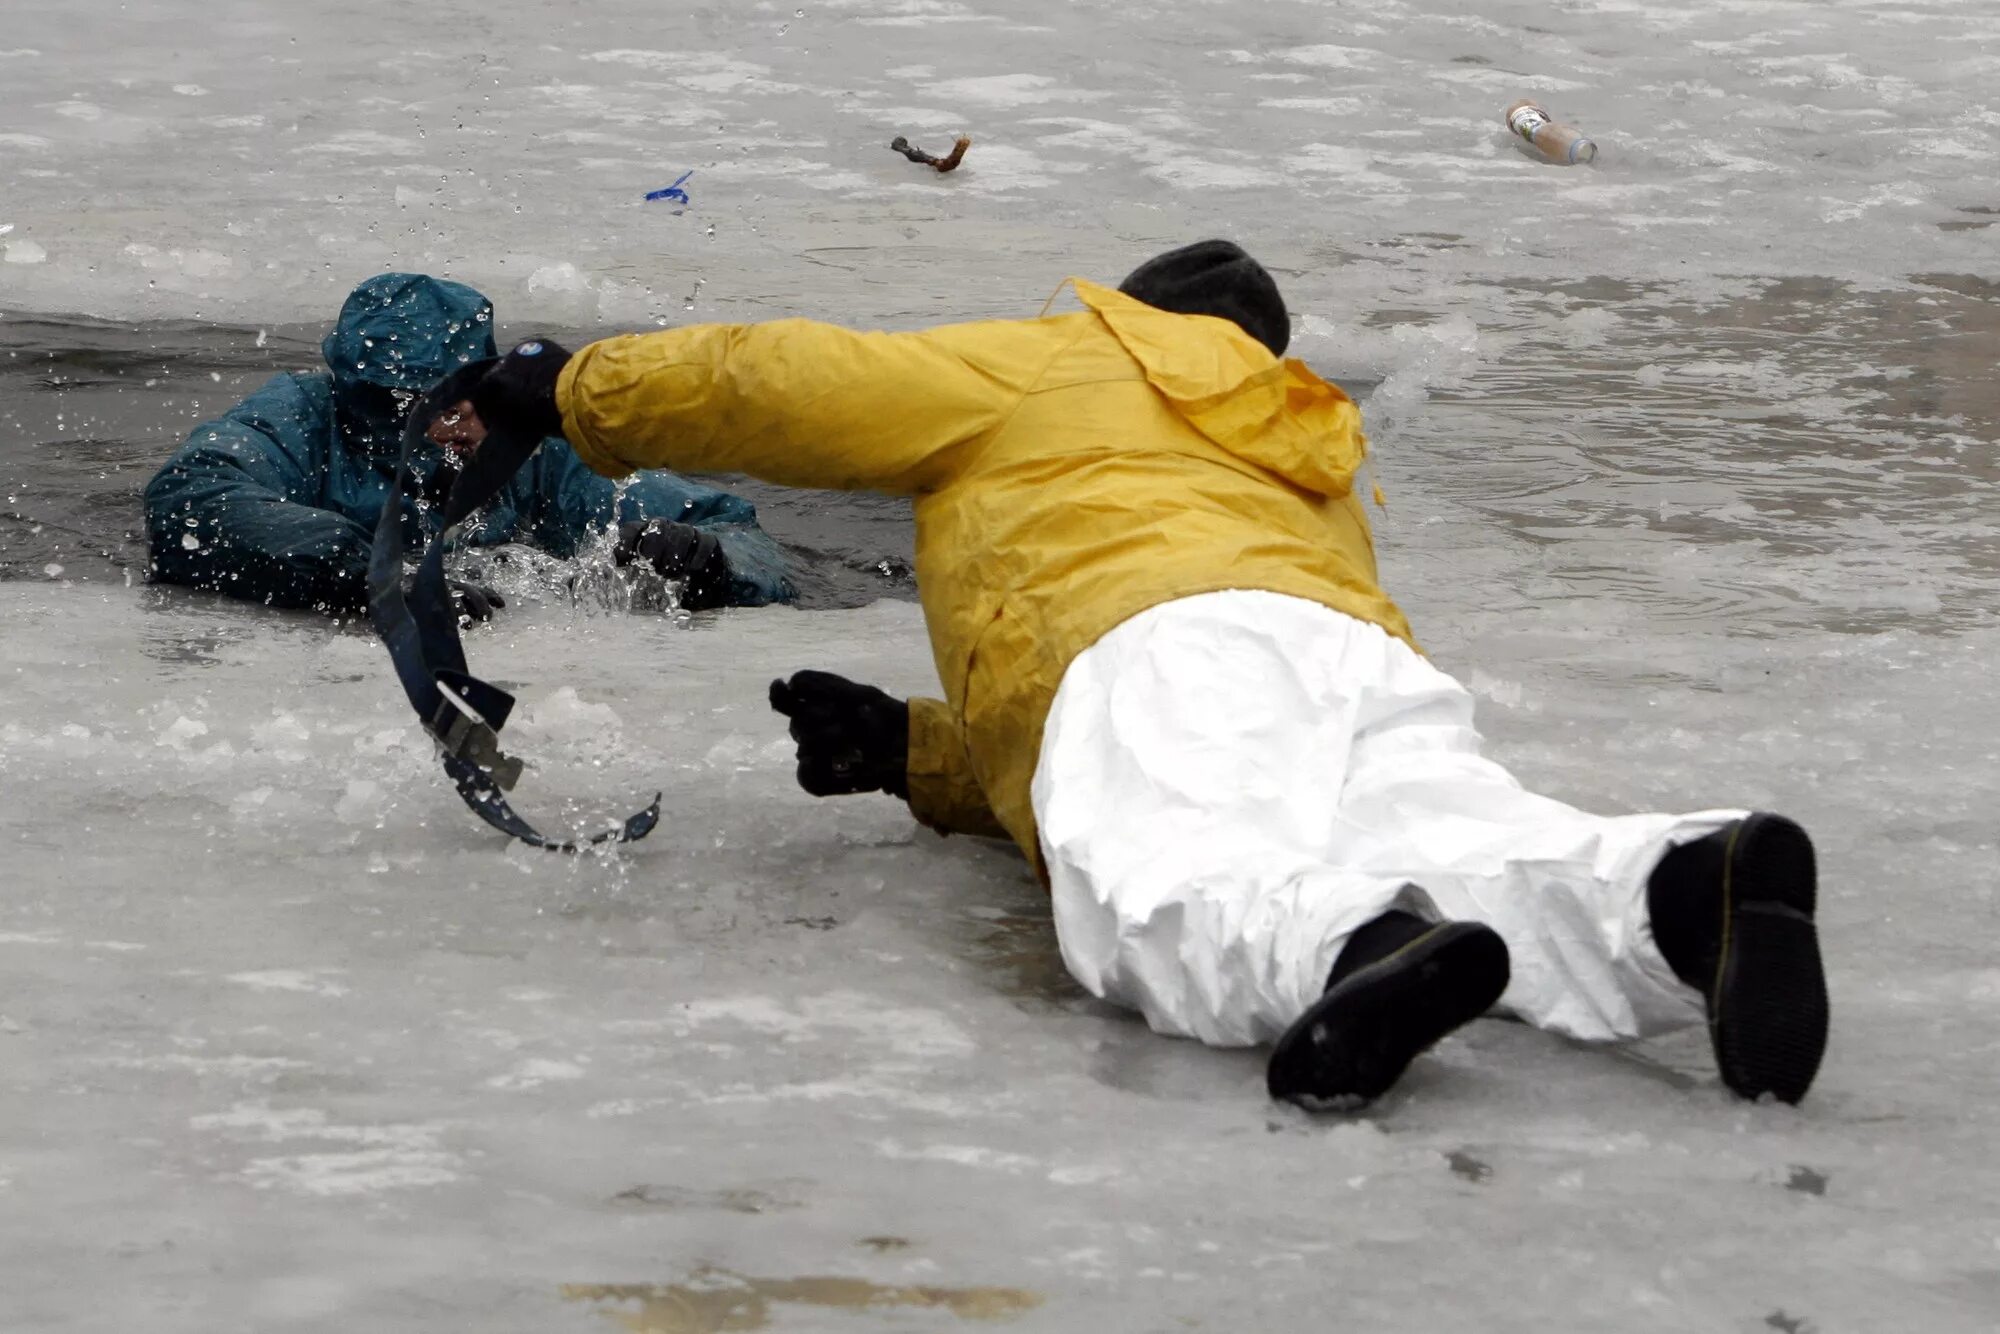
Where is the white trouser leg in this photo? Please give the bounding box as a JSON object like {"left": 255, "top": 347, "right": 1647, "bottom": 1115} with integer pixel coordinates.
{"left": 1031, "top": 590, "right": 1732, "bottom": 1049}
{"left": 1326, "top": 658, "right": 1736, "bottom": 1041}
{"left": 1032, "top": 592, "right": 1439, "bottom": 1046}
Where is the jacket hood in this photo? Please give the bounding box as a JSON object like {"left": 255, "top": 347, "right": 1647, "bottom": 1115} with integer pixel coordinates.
{"left": 1073, "top": 279, "right": 1366, "bottom": 498}
{"left": 323, "top": 273, "right": 497, "bottom": 460}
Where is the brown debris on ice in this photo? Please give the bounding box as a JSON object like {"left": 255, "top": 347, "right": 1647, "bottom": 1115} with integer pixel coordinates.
{"left": 888, "top": 134, "right": 971, "bottom": 173}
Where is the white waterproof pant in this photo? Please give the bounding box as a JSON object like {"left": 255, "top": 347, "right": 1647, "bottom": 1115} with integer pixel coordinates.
{"left": 1031, "top": 590, "right": 1740, "bottom": 1048}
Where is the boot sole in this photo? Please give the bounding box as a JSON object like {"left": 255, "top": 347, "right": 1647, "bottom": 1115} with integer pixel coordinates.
{"left": 1267, "top": 922, "right": 1510, "bottom": 1110}
{"left": 1710, "top": 813, "right": 1828, "bottom": 1104}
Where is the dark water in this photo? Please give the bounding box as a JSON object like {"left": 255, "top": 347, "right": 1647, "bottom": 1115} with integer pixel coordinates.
{"left": 6, "top": 277, "right": 1996, "bottom": 639}
{"left": 0, "top": 314, "right": 919, "bottom": 610}
{"left": 1347, "top": 274, "right": 2000, "bottom": 642}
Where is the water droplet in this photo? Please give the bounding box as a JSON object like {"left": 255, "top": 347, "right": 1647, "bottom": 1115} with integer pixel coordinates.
{"left": 181, "top": 533, "right": 200, "bottom": 550}
{"left": 43, "top": 563, "right": 63, "bottom": 578}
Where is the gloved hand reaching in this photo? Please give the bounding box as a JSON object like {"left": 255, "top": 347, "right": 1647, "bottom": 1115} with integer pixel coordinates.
{"left": 768, "top": 670, "right": 910, "bottom": 799}
{"left": 446, "top": 577, "right": 505, "bottom": 626}
{"left": 613, "top": 519, "right": 735, "bottom": 611}
{"left": 465, "top": 338, "right": 572, "bottom": 443}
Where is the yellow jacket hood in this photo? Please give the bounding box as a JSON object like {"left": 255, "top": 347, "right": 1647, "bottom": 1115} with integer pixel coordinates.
{"left": 1072, "top": 279, "right": 1366, "bottom": 500}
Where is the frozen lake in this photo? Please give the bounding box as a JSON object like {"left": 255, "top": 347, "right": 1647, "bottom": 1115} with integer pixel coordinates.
{"left": 2, "top": 0, "right": 1997, "bottom": 1330}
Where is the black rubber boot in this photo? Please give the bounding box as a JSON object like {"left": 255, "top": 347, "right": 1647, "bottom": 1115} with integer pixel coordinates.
{"left": 1266, "top": 910, "right": 1510, "bottom": 1111}
{"left": 1648, "top": 813, "right": 1828, "bottom": 1104}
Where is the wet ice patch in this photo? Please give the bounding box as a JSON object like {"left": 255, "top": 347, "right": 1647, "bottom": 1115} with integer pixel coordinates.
{"left": 295, "top": 129, "right": 422, "bottom": 158}
{"left": 156, "top": 716, "right": 209, "bottom": 751}
{"left": 846, "top": 0, "right": 1014, "bottom": 25}
{"left": 1289, "top": 143, "right": 1391, "bottom": 181}
{"left": 1259, "top": 96, "right": 1368, "bottom": 116}
{"left": 122, "top": 242, "right": 233, "bottom": 278}
{"left": 1280, "top": 45, "right": 1380, "bottom": 70}
{"left": 1467, "top": 669, "right": 1535, "bottom": 711}
{"left": 1879, "top": 970, "right": 2000, "bottom": 1007}
{"left": 1047, "top": 1163, "right": 1120, "bottom": 1186}
{"left": 486, "top": 1058, "right": 587, "bottom": 1089}
{"left": 873, "top": 1140, "right": 1037, "bottom": 1173}
{"left": 227, "top": 970, "right": 350, "bottom": 998}
{"left": 856, "top": 103, "right": 963, "bottom": 132}
{"left": 97, "top": 1053, "right": 311, "bottom": 1080}
{"left": 707, "top": 156, "right": 873, "bottom": 192}
{"left": 635, "top": 991, "right": 975, "bottom": 1060}
{"left": 921, "top": 74, "right": 1103, "bottom": 108}
{"left": 935, "top": 143, "right": 1059, "bottom": 195}
{"left": 1434, "top": 65, "right": 1588, "bottom": 93}
{"left": 250, "top": 711, "right": 313, "bottom": 761}
{"left": 524, "top": 261, "right": 604, "bottom": 311}
{"left": 192, "top": 1102, "right": 462, "bottom": 1196}
{"left": 1028, "top": 117, "right": 1281, "bottom": 189}
{"left": 519, "top": 687, "right": 622, "bottom": 736}
{"left": 587, "top": 49, "right": 775, "bottom": 93}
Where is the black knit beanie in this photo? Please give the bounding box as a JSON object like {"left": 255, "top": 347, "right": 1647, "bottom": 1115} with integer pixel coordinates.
{"left": 1116, "top": 239, "right": 1290, "bottom": 357}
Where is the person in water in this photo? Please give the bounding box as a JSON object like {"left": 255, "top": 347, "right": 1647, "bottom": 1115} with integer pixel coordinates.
{"left": 144, "top": 272, "right": 794, "bottom": 620}
{"left": 431, "top": 240, "right": 1829, "bottom": 1111}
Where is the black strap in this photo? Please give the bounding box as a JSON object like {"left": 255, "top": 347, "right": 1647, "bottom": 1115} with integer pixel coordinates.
{"left": 367, "top": 360, "right": 660, "bottom": 851}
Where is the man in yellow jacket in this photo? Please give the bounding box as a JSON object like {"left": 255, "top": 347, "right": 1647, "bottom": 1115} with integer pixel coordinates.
{"left": 438, "top": 240, "right": 1829, "bottom": 1110}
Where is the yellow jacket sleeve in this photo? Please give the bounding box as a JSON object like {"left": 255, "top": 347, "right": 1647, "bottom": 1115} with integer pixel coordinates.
{"left": 556, "top": 318, "right": 1054, "bottom": 494}
{"left": 905, "top": 696, "right": 1010, "bottom": 840}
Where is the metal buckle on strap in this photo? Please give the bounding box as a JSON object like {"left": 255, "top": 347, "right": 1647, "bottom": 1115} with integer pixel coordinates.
{"left": 428, "top": 686, "right": 525, "bottom": 791}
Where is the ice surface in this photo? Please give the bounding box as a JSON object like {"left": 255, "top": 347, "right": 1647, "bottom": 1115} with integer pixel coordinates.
{"left": 2, "top": 586, "right": 1997, "bottom": 1332}
{"left": 2, "top": 0, "right": 1999, "bottom": 1329}
{"left": 2, "top": 0, "right": 1997, "bottom": 326}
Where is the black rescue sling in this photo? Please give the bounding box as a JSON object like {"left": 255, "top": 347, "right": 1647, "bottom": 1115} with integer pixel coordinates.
{"left": 367, "top": 359, "right": 660, "bottom": 851}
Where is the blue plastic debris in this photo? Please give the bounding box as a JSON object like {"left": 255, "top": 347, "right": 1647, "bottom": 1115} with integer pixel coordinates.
{"left": 645, "top": 171, "right": 694, "bottom": 207}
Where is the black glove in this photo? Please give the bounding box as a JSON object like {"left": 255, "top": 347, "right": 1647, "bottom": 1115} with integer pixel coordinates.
{"left": 469, "top": 338, "right": 572, "bottom": 442}
{"left": 446, "top": 577, "right": 505, "bottom": 626}
{"left": 614, "top": 518, "right": 734, "bottom": 611}
{"left": 768, "top": 670, "right": 910, "bottom": 799}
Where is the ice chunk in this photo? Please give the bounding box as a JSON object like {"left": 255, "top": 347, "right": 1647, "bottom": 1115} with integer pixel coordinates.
{"left": 156, "top": 716, "right": 209, "bottom": 750}
{"left": 333, "top": 779, "right": 383, "bottom": 824}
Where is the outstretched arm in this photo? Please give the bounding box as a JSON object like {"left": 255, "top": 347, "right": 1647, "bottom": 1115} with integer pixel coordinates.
{"left": 554, "top": 317, "right": 1058, "bottom": 493}
{"left": 142, "top": 374, "right": 375, "bottom": 612}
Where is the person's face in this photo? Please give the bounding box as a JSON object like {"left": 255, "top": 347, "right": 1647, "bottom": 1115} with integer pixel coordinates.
{"left": 426, "top": 399, "right": 489, "bottom": 458}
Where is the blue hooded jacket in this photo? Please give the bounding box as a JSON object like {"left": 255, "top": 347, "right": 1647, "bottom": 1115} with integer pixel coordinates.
{"left": 142, "top": 273, "right": 795, "bottom": 611}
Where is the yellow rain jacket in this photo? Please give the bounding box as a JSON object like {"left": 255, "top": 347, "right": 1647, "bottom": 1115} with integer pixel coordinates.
{"left": 557, "top": 279, "right": 1415, "bottom": 869}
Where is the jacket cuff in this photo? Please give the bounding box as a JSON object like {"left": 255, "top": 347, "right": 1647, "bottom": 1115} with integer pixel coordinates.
{"left": 905, "top": 696, "right": 1009, "bottom": 840}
